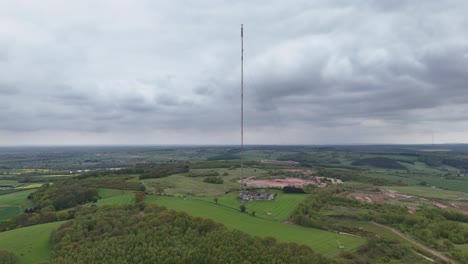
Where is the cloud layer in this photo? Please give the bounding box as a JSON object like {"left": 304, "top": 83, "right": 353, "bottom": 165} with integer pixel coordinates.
{"left": 1, "top": 0, "right": 468, "bottom": 145}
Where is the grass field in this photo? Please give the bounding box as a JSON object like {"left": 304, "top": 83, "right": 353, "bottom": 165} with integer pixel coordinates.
{"left": 384, "top": 186, "right": 468, "bottom": 201}
{"left": 0, "top": 206, "right": 20, "bottom": 221}
{"left": 208, "top": 192, "right": 307, "bottom": 221}
{"left": 0, "top": 206, "right": 21, "bottom": 221}
{"left": 142, "top": 168, "right": 267, "bottom": 196}
{"left": 415, "top": 177, "right": 468, "bottom": 193}
{"left": 96, "top": 194, "right": 135, "bottom": 206}
{"left": 0, "top": 189, "right": 34, "bottom": 207}
{"left": 0, "top": 221, "right": 65, "bottom": 264}
{"left": 98, "top": 188, "right": 134, "bottom": 199}
{"left": 0, "top": 179, "right": 19, "bottom": 184}
{"left": 0, "top": 189, "right": 35, "bottom": 221}
{"left": 145, "top": 195, "right": 364, "bottom": 256}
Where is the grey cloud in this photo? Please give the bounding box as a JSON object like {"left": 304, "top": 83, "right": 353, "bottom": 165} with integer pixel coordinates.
{"left": 156, "top": 94, "right": 180, "bottom": 107}
{"left": 0, "top": 0, "right": 468, "bottom": 145}
{"left": 193, "top": 86, "right": 213, "bottom": 96}
{"left": 0, "top": 83, "right": 20, "bottom": 95}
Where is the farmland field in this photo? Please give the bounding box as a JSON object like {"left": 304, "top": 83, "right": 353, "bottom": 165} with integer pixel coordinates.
{"left": 0, "top": 206, "right": 20, "bottom": 221}
{"left": 0, "top": 189, "right": 34, "bottom": 208}
{"left": 208, "top": 192, "right": 307, "bottom": 221}
{"left": 145, "top": 195, "right": 364, "bottom": 256}
{"left": 0, "top": 221, "right": 65, "bottom": 264}
{"left": 415, "top": 177, "right": 468, "bottom": 192}
{"left": 98, "top": 188, "right": 134, "bottom": 199}
{"left": 0, "top": 179, "right": 19, "bottom": 184}
{"left": 96, "top": 193, "right": 134, "bottom": 206}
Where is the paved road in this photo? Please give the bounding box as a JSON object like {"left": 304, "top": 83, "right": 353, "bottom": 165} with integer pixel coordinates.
{"left": 370, "top": 222, "right": 458, "bottom": 264}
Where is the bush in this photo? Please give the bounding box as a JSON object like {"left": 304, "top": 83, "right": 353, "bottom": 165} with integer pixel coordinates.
{"left": 203, "top": 177, "right": 224, "bottom": 184}
{"left": 240, "top": 205, "right": 246, "bottom": 212}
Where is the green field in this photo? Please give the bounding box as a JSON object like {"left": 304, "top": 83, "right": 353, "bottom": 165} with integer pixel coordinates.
{"left": 142, "top": 168, "right": 267, "bottom": 196}
{"left": 145, "top": 195, "right": 364, "bottom": 256}
{"left": 0, "top": 179, "right": 19, "bottom": 184}
{"left": 98, "top": 188, "right": 134, "bottom": 199}
{"left": 415, "top": 177, "right": 468, "bottom": 193}
{"left": 96, "top": 194, "right": 135, "bottom": 206}
{"left": 0, "top": 221, "right": 65, "bottom": 264}
{"left": 210, "top": 192, "right": 306, "bottom": 221}
{"left": 0, "top": 189, "right": 34, "bottom": 208}
{"left": 0, "top": 206, "right": 20, "bottom": 221}
{"left": 0, "top": 189, "right": 35, "bottom": 222}
{"left": 384, "top": 186, "right": 468, "bottom": 201}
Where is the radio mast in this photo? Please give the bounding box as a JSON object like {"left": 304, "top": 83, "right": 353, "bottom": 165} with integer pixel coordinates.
{"left": 240, "top": 24, "right": 244, "bottom": 191}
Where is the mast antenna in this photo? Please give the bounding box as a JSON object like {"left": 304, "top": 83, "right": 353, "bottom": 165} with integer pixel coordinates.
{"left": 240, "top": 24, "right": 244, "bottom": 191}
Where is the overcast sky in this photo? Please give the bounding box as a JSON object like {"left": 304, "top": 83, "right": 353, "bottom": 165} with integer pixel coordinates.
{"left": 1, "top": 0, "right": 468, "bottom": 146}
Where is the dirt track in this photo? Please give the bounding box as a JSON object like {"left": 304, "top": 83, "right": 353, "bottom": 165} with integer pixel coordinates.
{"left": 370, "top": 222, "right": 458, "bottom": 264}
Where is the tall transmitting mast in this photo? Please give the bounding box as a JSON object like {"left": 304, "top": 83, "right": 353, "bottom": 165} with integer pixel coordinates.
{"left": 240, "top": 24, "right": 244, "bottom": 191}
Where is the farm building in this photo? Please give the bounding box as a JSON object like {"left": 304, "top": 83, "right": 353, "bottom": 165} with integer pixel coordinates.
{"left": 238, "top": 191, "right": 276, "bottom": 202}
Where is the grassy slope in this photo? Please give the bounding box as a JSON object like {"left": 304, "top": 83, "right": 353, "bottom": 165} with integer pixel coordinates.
{"left": 145, "top": 195, "right": 364, "bottom": 256}
{"left": 0, "top": 189, "right": 34, "bottom": 207}
{"left": 212, "top": 192, "right": 306, "bottom": 221}
{"left": 0, "top": 189, "right": 34, "bottom": 221}
{"left": 0, "top": 221, "right": 64, "bottom": 264}
{"left": 0, "top": 179, "right": 19, "bottom": 184}
{"left": 96, "top": 194, "right": 135, "bottom": 206}
{"left": 0, "top": 206, "right": 20, "bottom": 221}
{"left": 98, "top": 188, "right": 134, "bottom": 199}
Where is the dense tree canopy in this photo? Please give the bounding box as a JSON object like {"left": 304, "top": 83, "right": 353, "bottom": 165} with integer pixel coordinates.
{"left": 138, "top": 163, "right": 189, "bottom": 179}
{"left": 47, "top": 205, "right": 333, "bottom": 264}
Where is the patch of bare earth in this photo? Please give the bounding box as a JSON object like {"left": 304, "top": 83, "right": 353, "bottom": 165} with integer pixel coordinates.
{"left": 452, "top": 203, "right": 468, "bottom": 214}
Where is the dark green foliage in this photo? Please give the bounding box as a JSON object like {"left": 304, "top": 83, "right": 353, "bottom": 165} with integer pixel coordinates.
{"left": 138, "top": 163, "right": 189, "bottom": 179}
{"left": 207, "top": 148, "right": 241, "bottom": 161}
{"left": 351, "top": 157, "right": 406, "bottom": 170}
{"left": 419, "top": 154, "right": 468, "bottom": 169}
{"left": 207, "top": 153, "right": 240, "bottom": 161}
{"left": 203, "top": 176, "right": 224, "bottom": 184}
{"left": 240, "top": 205, "right": 246, "bottom": 213}
{"left": 46, "top": 205, "right": 333, "bottom": 264}
{"left": 32, "top": 180, "right": 98, "bottom": 211}
{"left": 339, "top": 239, "right": 412, "bottom": 264}
{"left": 90, "top": 177, "right": 145, "bottom": 191}
{"left": 188, "top": 160, "right": 257, "bottom": 169}
{"left": 0, "top": 250, "right": 17, "bottom": 264}
{"left": 442, "top": 158, "right": 468, "bottom": 169}
{"left": 418, "top": 155, "right": 444, "bottom": 167}
{"left": 283, "top": 186, "right": 305, "bottom": 193}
